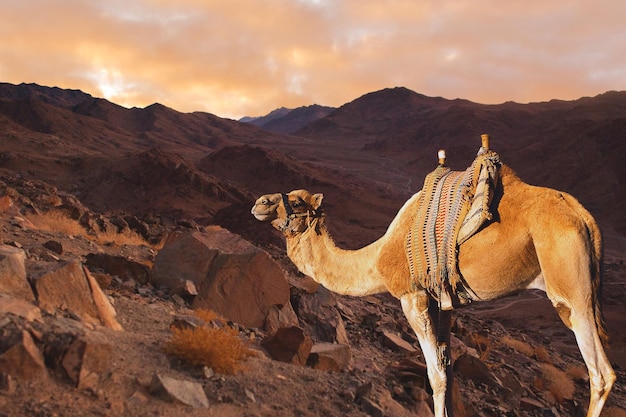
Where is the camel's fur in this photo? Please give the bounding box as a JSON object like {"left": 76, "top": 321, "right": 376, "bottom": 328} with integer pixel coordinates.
{"left": 251, "top": 164, "right": 615, "bottom": 417}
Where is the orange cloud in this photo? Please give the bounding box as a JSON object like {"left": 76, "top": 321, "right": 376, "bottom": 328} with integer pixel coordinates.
{"left": 1, "top": 0, "right": 624, "bottom": 118}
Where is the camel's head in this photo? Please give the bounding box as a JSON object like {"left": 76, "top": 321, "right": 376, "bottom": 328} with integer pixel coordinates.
{"left": 251, "top": 189, "right": 324, "bottom": 235}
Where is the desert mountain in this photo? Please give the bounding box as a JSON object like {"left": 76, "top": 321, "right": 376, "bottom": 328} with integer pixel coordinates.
{"left": 249, "top": 87, "right": 626, "bottom": 256}
{"left": 239, "top": 106, "right": 292, "bottom": 124}
{"left": 1, "top": 82, "right": 625, "bottom": 255}
{"left": 241, "top": 104, "right": 336, "bottom": 134}
{"left": 1, "top": 82, "right": 625, "bottom": 417}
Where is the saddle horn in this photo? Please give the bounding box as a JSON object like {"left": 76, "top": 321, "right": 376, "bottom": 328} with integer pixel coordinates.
{"left": 438, "top": 149, "right": 447, "bottom": 166}
{"left": 481, "top": 133, "right": 490, "bottom": 150}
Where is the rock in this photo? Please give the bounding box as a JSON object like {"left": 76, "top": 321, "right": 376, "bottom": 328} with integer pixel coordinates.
{"left": 202, "top": 366, "right": 215, "bottom": 379}
{"left": 169, "top": 314, "right": 204, "bottom": 330}
{"left": 453, "top": 353, "right": 500, "bottom": 388}
{"left": 411, "top": 400, "right": 435, "bottom": 417}
{"left": 450, "top": 333, "right": 479, "bottom": 359}
{"left": 90, "top": 272, "right": 113, "bottom": 289}
{"left": 244, "top": 388, "right": 256, "bottom": 402}
{"left": 355, "top": 381, "right": 374, "bottom": 401}
{"left": 519, "top": 396, "right": 545, "bottom": 411}
{"left": 382, "top": 330, "right": 417, "bottom": 353}
{"left": 35, "top": 261, "right": 99, "bottom": 322}
{"left": 85, "top": 253, "right": 150, "bottom": 285}
{"left": 377, "top": 388, "right": 416, "bottom": 417}
{"left": 83, "top": 267, "right": 123, "bottom": 331}
{"left": 150, "top": 228, "right": 233, "bottom": 289}
{"left": 0, "top": 294, "right": 42, "bottom": 321}
{"left": 408, "top": 385, "right": 430, "bottom": 402}
{"left": 359, "top": 396, "right": 385, "bottom": 417}
{"left": 170, "top": 279, "right": 198, "bottom": 299}
{"left": 43, "top": 240, "right": 63, "bottom": 255}
{"left": 391, "top": 358, "right": 429, "bottom": 388}
{"left": 171, "top": 294, "right": 186, "bottom": 307}
{"left": 152, "top": 228, "right": 292, "bottom": 329}
{"left": 0, "top": 330, "right": 48, "bottom": 380}
{"left": 0, "top": 244, "right": 33, "bottom": 301}
{"left": 150, "top": 373, "right": 209, "bottom": 408}
{"left": 0, "top": 372, "right": 16, "bottom": 393}
{"left": 263, "top": 303, "right": 300, "bottom": 334}
{"left": 33, "top": 261, "right": 122, "bottom": 330}
{"left": 451, "top": 379, "right": 467, "bottom": 417}
{"left": 62, "top": 330, "right": 112, "bottom": 390}
{"left": 297, "top": 286, "right": 350, "bottom": 346}
{"left": 307, "top": 343, "right": 352, "bottom": 371}
{"left": 261, "top": 326, "right": 313, "bottom": 366}
{"left": 127, "top": 390, "right": 149, "bottom": 406}
{"left": 500, "top": 371, "right": 524, "bottom": 403}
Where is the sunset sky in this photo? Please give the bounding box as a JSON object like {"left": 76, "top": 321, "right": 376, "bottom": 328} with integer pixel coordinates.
{"left": 1, "top": 0, "right": 625, "bottom": 119}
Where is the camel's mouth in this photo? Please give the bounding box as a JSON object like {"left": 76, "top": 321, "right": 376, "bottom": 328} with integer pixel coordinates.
{"left": 251, "top": 206, "right": 276, "bottom": 222}
{"left": 252, "top": 213, "right": 270, "bottom": 221}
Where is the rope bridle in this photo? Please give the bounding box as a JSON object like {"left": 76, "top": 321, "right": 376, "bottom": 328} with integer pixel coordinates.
{"left": 278, "top": 192, "right": 322, "bottom": 234}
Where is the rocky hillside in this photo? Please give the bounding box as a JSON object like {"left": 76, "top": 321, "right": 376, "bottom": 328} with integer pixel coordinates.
{"left": 1, "top": 175, "right": 625, "bottom": 417}
{"left": 1, "top": 82, "right": 625, "bottom": 416}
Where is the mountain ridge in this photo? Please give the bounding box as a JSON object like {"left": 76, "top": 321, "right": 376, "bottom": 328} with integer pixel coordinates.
{"left": 1, "top": 81, "right": 625, "bottom": 255}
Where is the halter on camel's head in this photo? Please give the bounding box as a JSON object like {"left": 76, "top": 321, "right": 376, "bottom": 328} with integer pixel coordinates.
{"left": 252, "top": 190, "right": 324, "bottom": 236}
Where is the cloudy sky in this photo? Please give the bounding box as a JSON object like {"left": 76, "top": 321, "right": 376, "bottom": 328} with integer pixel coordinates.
{"left": 1, "top": 0, "right": 624, "bottom": 119}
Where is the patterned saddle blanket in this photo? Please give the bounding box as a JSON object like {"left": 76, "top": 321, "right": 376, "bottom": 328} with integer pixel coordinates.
{"left": 406, "top": 147, "right": 501, "bottom": 309}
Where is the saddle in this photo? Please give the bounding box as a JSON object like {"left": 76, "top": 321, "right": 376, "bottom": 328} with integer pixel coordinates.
{"left": 406, "top": 146, "right": 501, "bottom": 309}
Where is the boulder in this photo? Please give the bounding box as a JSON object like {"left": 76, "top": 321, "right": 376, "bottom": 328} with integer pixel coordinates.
{"left": 261, "top": 326, "right": 313, "bottom": 366}
{"left": 150, "top": 373, "right": 209, "bottom": 408}
{"left": 0, "top": 293, "right": 42, "bottom": 321}
{"left": 152, "top": 228, "right": 293, "bottom": 329}
{"left": 307, "top": 343, "right": 351, "bottom": 371}
{"left": 83, "top": 267, "right": 123, "bottom": 331}
{"left": 85, "top": 253, "right": 150, "bottom": 285}
{"left": 43, "top": 240, "right": 63, "bottom": 255}
{"left": 0, "top": 330, "right": 48, "bottom": 380}
{"left": 62, "top": 330, "right": 113, "bottom": 390}
{"left": 33, "top": 261, "right": 122, "bottom": 330}
{"left": 0, "top": 244, "right": 33, "bottom": 301}
{"left": 296, "top": 285, "right": 350, "bottom": 346}
{"left": 264, "top": 303, "right": 300, "bottom": 334}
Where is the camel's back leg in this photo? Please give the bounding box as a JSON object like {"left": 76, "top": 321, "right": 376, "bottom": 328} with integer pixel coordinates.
{"left": 535, "top": 233, "right": 615, "bottom": 417}
{"left": 401, "top": 291, "right": 453, "bottom": 417}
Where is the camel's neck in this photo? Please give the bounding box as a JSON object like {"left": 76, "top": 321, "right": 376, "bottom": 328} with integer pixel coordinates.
{"left": 285, "top": 221, "right": 388, "bottom": 296}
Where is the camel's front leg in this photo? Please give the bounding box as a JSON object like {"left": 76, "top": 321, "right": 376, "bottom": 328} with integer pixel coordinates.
{"left": 401, "top": 291, "right": 453, "bottom": 417}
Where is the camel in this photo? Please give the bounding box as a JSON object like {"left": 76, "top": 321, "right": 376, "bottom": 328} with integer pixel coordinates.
{"left": 251, "top": 151, "right": 615, "bottom": 417}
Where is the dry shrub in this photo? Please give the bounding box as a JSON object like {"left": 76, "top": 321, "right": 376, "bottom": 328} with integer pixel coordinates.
{"left": 533, "top": 346, "right": 552, "bottom": 363}
{"left": 163, "top": 309, "right": 253, "bottom": 374}
{"left": 93, "top": 228, "right": 148, "bottom": 246}
{"left": 27, "top": 210, "right": 84, "bottom": 236}
{"left": 194, "top": 309, "right": 220, "bottom": 323}
{"left": 501, "top": 335, "right": 534, "bottom": 357}
{"left": 539, "top": 363, "right": 575, "bottom": 402}
{"left": 27, "top": 210, "right": 150, "bottom": 247}
{"left": 565, "top": 363, "right": 588, "bottom": 382}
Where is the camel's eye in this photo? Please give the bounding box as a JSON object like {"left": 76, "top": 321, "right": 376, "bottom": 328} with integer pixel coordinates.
{"left": 291, "top": 198, "right": 305, "bottom": 208}
{"left": 261, "top": 198, "right": 269, "bottom": 205}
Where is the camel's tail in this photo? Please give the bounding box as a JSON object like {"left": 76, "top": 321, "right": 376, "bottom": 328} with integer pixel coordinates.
{"left": 565, "top": 194, "right": 610, "bottom": 346}
{"left": 590, "top": 219, "right": 610, "bottom": 347}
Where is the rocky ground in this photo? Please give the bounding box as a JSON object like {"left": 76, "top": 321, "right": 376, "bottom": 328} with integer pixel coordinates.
{"left": 1, "top": 177, "right": 625, "bottom": 417}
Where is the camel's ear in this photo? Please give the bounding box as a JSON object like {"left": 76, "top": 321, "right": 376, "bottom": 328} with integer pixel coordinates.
{"left": 310, "top": 193, "right": 324, "bottom": 210}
